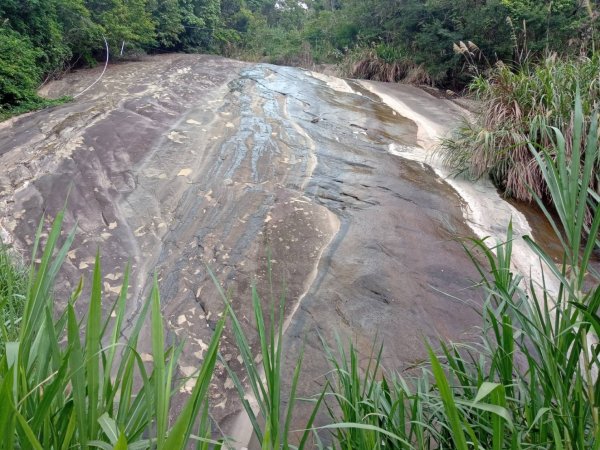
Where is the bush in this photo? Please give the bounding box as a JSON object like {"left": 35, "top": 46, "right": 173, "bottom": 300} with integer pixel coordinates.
{"left": 0, "top": 28, "right": 43, "bottom": 109}
{"left": 238, "top": 22, "right": 313, "bottom": 66}
{"left": 440, "top": 55, "right": 600, "bottom": 203}
{"left": 337, "top": 46, "right": 432, "bottom": 85}
{"left": 0, "top": 27, "right": 70, "bottom": 120}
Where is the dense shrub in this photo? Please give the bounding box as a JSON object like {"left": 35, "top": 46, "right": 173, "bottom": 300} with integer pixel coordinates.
{"left": 0, "top": 28, "right": 43, "bottom": 109}
{"left": 441, "top": 55, "right": 600, "bottom": 203}
{"left": 339, "top": 47, "right": 433, "bottom": 85}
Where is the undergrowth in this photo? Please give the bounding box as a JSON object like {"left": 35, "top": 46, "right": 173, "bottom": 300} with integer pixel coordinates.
{"left": 337, "top": 46, "right": 433, "bottom": 85}
{"left": 440, "top": 54, "right": 600, "bottom": 204}
{"left": 0, "top": 96, "right": 72, "bottom": 122}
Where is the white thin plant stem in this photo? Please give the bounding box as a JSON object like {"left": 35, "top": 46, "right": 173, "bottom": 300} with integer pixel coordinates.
{"left": 74, "top": 36, "right": 109, "bottom": 99}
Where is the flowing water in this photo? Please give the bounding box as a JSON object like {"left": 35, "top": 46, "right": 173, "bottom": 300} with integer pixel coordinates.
{"left": 0, "top": 54, "right": 557, "bottom": 446}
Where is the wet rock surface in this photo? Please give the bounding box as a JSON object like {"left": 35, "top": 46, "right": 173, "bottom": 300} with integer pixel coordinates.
{"left": 0, "top": 55, "right": 486, "bottom": 442}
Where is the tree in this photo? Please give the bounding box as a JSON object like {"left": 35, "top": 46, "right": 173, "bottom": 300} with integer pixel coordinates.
{"left": 0, "top": 27, "right": 42, "bottom": 108}
{"left": 0, "top": 0, "right": 70, "bottom": 73}
{"left": 56, "top": 0, "right": 103, "bottom": 65}
{"left": 85, "top": 0, "right": 156, "bottom": 50}
{"left": 150, "top": 0, "right": 184, "bottom": 48}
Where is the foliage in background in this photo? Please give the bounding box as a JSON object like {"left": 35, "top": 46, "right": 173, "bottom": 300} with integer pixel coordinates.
{"left": 0, "top": 25, "right": 70, "bottom": 120}
{"left": 0, "top": 0, "right": 264, "bottom": 115}
{"left": 238, "top": 0, "right": 596, "bottom": 87}
{"left": 0, "top": 28, "right": 45, "bottom": 114}
{"left": 440, "top": 54, "right": 600, "bottom": 204}
{"left": 2, "top": 0, "right": 598, "bottom": 118}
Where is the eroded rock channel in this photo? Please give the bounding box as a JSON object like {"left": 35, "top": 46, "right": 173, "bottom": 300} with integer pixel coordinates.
{"left": 1, "top": 54, "right": 514, "bottom": 443}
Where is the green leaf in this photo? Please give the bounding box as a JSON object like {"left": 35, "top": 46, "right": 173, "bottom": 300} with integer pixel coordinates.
{"left": 472, "top": 381, "right": 501, "bottom": 404}
{"left": 86, "top": 251, "right": 103, "bottom": 439}
{"left": 162, "top": 313, "right": 227, "bottom": 449}
{"left": 68, "top": 302, "right": 88, "bottom": 447}
{"left": 314, "top": 423, "right": 412, "bottom": 447}
{"left": 88, "top": 441, "right": 114, "bottom": 450}
{"left": 98, "top": 413, "right": 119, "bottom": 445}
{"left": 14, "top": 407, "right": 43, "bottom": 450}
{"left": 150, "top": 277, "right": 167, "bottom": 446}
{"left": 428, "top": 346, "right": 468, "bottom": 450}
{"left": 113, "top": 431, "right": 129, "bottom": 450}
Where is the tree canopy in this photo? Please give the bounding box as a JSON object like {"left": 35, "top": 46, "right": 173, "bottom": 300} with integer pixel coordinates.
{"left": 0, "top": 0, "right": 597, "bottom": 113}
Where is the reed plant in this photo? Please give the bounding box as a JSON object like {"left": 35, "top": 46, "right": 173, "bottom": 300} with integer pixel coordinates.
{"left": 441, "top": 54, "right": 600, "bottom": 204}
{"left": 0, "top": 210, "right": 227, "bottom": 449}
{"left": 211, "top": 263, "right": 322, "bottom": 449}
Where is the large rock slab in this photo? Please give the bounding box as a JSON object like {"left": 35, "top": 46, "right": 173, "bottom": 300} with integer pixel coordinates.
{"left": 0, "top": 55, "right": 484, "bottom": 443}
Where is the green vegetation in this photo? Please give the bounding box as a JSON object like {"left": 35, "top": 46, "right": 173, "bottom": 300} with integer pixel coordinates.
{"left": 440, "top": 54, "right": 600, "bottom": 203}
{"left": 2, "top": 0, "right": 598, "bottom": 118}
{"left": 0, "top": 211, "right": 229, "bottom": 449}
{"left": 0, "top": 0, "right": 279, "bottom": 116}
{"left": 0, "top": 242, "right": 26, "bottom": 349}
{"left": 216, "top": 267, "right": 322, "bottom": 449}
{"left": 1, "top": 1, "right": 599, "bottom": 447}
{"left": 239, "top": 0, "right": 597, "bottom": 86}
{"left": 0, "top": 99, "right": 598, "bottom": 447}
{"left": 0, "top": 27, "right": 70, "bottom": 120}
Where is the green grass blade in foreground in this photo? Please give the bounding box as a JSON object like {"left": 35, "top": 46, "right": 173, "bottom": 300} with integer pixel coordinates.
{"left": 20, "top": 210, "right": 75, "bottom": 369}
{"left": 150, "top": 276, "right": 168, "bottom": 446}
{"left": 102, "top": 264, "right": 130, "bottom": 402}
{"left": 315, "top": 423, "right": 411, "bottom": 446}
{"left": 86, "top": 251, "right": 103, "bottom": 440}
{"left": 208, "top": 265, "right": 317, "bottom": 449}
{"left": 0, "top": 211, "right": 227, "bottom": 448}
{"left": 67, "top": 302, "right": 88, "bottom": 447}
{"left": 0, "top": 242, "right": 27, "bottom": 347}
{"left": 283, "top": 343, "right": 303, "bottom": 447}
{"left": 427, "top": 346, "right": 469, "bottom": 450}
{"left": 208, "top": 267, "right": 266, "bottom": 441}
{"left": 163, "top": 310, "right": 227, "bottom": 449}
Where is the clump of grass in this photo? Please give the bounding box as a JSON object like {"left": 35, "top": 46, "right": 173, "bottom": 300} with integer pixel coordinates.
{"left": 211, "top": 260, "right": 322, "bottom": 449}
{"left": 352, "top": 53, "right": 431, "bottom": 85}
{"left": 339, "top": 47, "right": 432, "bottom": 85}
{"left": 0, "top": 242, "right": 27, "bottom": 349}
{"left": 0, "top": 211, "right": 227, "bottom": 449}
{"left": 325, "top": 97, "right": 599, "bottom": 448}
{"left": 322, "top": 337, "right": 434, "bottom": 449}
{"left": 440, "top": 54, "right": 600, "bottom": 203}
{"left": 0, "top": 96, "right": 71, "bottom": 122}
